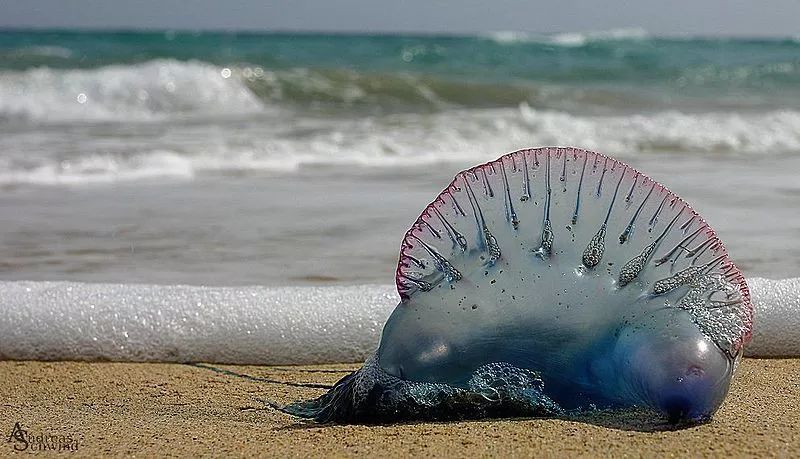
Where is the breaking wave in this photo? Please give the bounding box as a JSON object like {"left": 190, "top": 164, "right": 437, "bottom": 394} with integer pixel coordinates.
{"left": 0, "top": 59, "right": 263, "bottom": 122}
{"left": 0, "top": 58, "right": 650, "bottom": 122}
{"left": 2, "top": 57, "right": 800, "bottom": 124}
{"left": 2, "top": 105, "right": 799, "bottom": 186}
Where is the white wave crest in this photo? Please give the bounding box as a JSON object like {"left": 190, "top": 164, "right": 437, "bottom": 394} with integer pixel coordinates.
{"left": 484, "top": 31, "right": 536, "bottom": 44}
{"left": 0, "top": 59, "right": 263, "bottom": 122}
{"left": 0, "top": 151, "right": 195, "bottom": 186}
{"left": 550, "top": 27, "right": 650, "bottom": 46}
{"left": 486, "top": 27, "right": 650, "bottom": 46}
{"left": 1, "top": 106, "right": 798, "bottom": 186}
{"left": 515, "top": 104, "right": 800, "bottom": 153}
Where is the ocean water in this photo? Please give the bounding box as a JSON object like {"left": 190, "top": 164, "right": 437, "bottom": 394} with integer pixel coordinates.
{"left": 1, "top": 29, "right": 799, "bottom": 285}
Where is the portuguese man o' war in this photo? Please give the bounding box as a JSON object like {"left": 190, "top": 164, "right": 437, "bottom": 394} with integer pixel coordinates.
{"left": 284, "top": 147, "right": 752, "bottom": 424}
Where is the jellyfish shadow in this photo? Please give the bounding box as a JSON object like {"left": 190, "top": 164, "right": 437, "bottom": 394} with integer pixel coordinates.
{"left": 272, "top": 407, "right": 706, "bottom": 434}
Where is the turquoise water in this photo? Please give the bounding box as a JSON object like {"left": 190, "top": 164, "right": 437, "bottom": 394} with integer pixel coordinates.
{"left": 0, "top": 29, "right": 798, "bottom": 284}
{"left": 2, "top": 29, "right": 800, "bottom": 112}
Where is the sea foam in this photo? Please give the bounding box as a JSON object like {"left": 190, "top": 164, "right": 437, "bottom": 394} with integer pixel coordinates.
{"left": 0, "top": 59, "right": 262, "bottom": 122}
{"left": 2, "top": 105, "right": 799, "bottom": 187}
{"left": 486, "top": 28, "right": 650, "bottom": 46}
{"left": 0, "top": 278, "right": 796, "bottom": 364}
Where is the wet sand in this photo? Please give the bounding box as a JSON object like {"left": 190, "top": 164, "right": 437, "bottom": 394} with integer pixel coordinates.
{"left": 1, "top": 358, "right": 797, "bottom": 457}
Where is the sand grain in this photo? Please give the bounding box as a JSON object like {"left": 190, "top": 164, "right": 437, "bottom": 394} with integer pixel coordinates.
{"left": 0, "top": 359, "right": 797, "bottom": 457}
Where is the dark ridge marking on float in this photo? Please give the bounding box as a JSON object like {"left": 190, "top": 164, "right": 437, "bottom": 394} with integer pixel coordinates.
{"left": 419, "top": 219, "right": 441, "bottom": 239}
{"left": 432, "top": 206, "right": 468, "bottom": 252}
{"left": 709, "top": 241, "right": 723, "bottom": 258}
{"left": 509, "top": 154, "right": 518, "bottom": 173}
{"left": 680, "top": 215, "right": 697, "bottom": 233}
{"left": 595, "top": 157, "right": 609, "bottom": 198}
{"left": 686, "top": 237, "right": 715, "bottom": 258}
{"left": 405, "top": 254, "right": 426, "bottom": 269}
{"left": 543, "top": 150, "right": 552, "bottom": 214}
{"left": 654, "top": 224, "right": 707, "bottom": 267}
{"left": 687, "top": 238, "right": 718, "bottom": 266}
{"left": 572, "top": 153, "right": 589, "bottom": 225}
{"left": 480, "top": 167, "right": 494, "bottom": 198}
{"left": 463, "top": 173, "right": 501, "bottom": 264}
{"left": 398, "top": 273, "right": 434, "bottom": 292}
{"left": 500, "top": 161, "right": 519, "bottom": 229}
{"left": 722, "top": 269, "right": 741, "bottom": 284}
{"left": 702, "top": 254, "right": 727, "bottom": 273}
{"left": 462, "top": 173, "right": 486, "bottom": 239}
{"left": 624, "top": 172, "right": 640, "bottom": 205}
{"left": 648, "top": 194, "right": 669, "bottom": 231}
{"left": 724, "top": 266, "right": 741, "bottom": 281}
{"left": 618, "top": 207, "right": 685, "bottom": 286}
{"left": 560, "top": 150, "right": 568, "bottom": 192}
{"left": 667, "top": 197, "right": 677, "bottom": 211}
{"left": 582, "top": 168, "right": 625, "bottom": 268}
{"left": 535, "top": 151, "right": 554, "bottom": 258}
{"left": 409, "top": 234, "right": 463, "bottom": 282}
{"left": 619, "top": 182, "right": 656, "bottom": 244}
{"left": 447, "top": 190, "right": 467, "bottom": 217}
{"left": 462, "top": 172, "right": 484, "bottom": 230}
{"left": 520, "top": 152, "right": 532, "bottom": 202}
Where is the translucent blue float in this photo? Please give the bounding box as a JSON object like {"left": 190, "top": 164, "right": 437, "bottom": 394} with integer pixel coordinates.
{"left": 284, "top": 147, "right": 752, "bottom": 424}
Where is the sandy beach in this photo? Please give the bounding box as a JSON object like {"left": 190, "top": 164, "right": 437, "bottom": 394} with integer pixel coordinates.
{"left": 0, "top": 358, "right": 797, "bottom": 457}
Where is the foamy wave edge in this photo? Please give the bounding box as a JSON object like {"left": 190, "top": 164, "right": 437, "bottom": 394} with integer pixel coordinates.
{"left": 0, "top": 59, "right": 263, "bottom": 122}
{"left": 0, "top": 278, "right": 797, "bottom": 364}
{"left": 2, "top": 106, "right": 799, "bottom": 186}
{"left": 485, "top": 27, "right": 650, "bottom": 46}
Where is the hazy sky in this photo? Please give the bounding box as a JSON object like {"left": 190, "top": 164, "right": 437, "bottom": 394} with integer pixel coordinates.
{"left": 1, "top": 0, "right": 799, "bottom": 36}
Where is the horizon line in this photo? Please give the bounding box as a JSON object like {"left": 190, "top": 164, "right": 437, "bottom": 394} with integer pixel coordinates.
{"left": 0, "top": 25, "right": 797, "bottom": 41}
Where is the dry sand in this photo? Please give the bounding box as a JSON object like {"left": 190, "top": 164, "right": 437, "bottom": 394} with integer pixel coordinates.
{"left": 0, "top": 358, "right": 798, "bottom": 457}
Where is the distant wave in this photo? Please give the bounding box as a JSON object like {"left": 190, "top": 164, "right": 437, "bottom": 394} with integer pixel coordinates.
{"left": 549, "top": 27, "right": 650, "bottom": 46}
{"left": 0, "top": 151, "right": 196, "bottom": 186}
{"left": 2, "top": 105, "right": 798, "bottom": 186}
{"left": 0, "top": 59, "right": 263, "bottom": 122}
{"left": 0, "top": 59, "right": 633, "bottom": 122}
{"left": 485, "top": 27, "right": 650, "bottom": 46}
{"left": 3, "top": 57, "right": 800, "bottom": 124}
{"left": 6, "top": 45, "right": 74, "bottom": 59}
